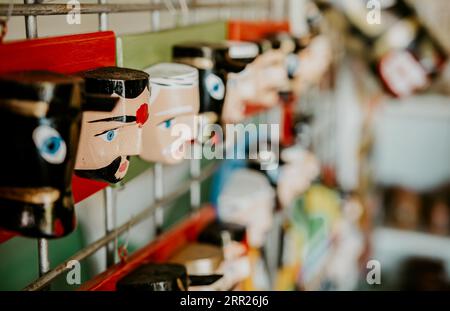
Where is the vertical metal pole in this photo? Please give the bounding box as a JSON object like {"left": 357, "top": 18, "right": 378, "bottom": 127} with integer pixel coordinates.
{"left": 104, "top": 187, "right": 116, "bottom": 267}
{"left": 152, "top": 0, "right": 161, "bottom": 31}
{"left": 37, "top": 238, "right": 50, "bottom": 291}
{"left": 98, "top": 0, "right": 114, "bottom": 268}
{"left": 98, "top": 0, "right": 111, "bottom": 267}
{"left": 154, "top": 163, "right": 164, "bottom": 234}
{"left": 38, "top": 239, "right": 50, "bottom": 276}
{"left": 24, "top": 0, "right": 37, "bottom": 38}
{"left": 101, "top": 8, "right": 113, "bottom": 267}
{"left": 24, "top": 0, "right": 47, "bottom": 289}
{"left": 177, "top": 0, "right": 201, "bottom": 212}
{"left": 97, "top": 33, "right": 113, "bottom": 286}
{"left": 151, "top": 0, "right": 163, "bottom": 236}
{"left": 98, "top": 0, "right": 108, "bottom": 31}
{"left": 190, "top": 143, "right": 202, "bottom": 212}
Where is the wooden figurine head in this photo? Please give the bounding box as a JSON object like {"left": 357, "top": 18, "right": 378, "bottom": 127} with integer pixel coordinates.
{"left": 75, "top": 67, "right": 150, "bottom": 183}
{"left": 222, "top": 40, "right": 288, "bottom": 123}
{"left": 173, "top": 42, "right": 231, "bottom": 120}
{"left": 0, "top": 71, "right": 83, "bottom": 238}
{"left": 140, "top": 63, "right": 200, "bottom": 165}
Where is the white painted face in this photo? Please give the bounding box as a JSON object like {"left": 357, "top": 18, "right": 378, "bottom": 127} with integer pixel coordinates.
{"left": 222, "top": 44, "right": 288, "bottom": 124}
{"left": 292, "top": 35, "right": 332, "bottom": 95}
{"left": 218, "top": 169, "right": 276, "bottom": 248}
{"left": 141, "top": 63, "right": 200, "bottom": 164}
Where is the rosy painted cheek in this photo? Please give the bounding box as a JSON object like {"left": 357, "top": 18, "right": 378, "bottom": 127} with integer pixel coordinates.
{"left": 136, "top": 103, "right": 149, "bottom": 127}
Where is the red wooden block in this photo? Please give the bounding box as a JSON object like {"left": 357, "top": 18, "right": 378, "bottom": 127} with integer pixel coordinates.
{"left": 228, "top": 20, "right": 290, "bottom": 42}
{"left": 79, "top": 205, "right": 216, "bottom": 291}
{"left": 0, "top": 32, "right": 116, "bottom": 74}
{"left": 0, "top": 31, "right": 116, "bottom": 242}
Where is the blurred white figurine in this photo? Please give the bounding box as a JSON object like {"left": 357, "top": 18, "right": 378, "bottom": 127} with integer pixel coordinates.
{"left": 218, "top": 169, "right": 276, "bottom": 248}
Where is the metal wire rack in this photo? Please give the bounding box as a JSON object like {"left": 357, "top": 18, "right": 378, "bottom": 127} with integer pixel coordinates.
{"left": 0, "top": 0, "right": 289, "bottom": 291}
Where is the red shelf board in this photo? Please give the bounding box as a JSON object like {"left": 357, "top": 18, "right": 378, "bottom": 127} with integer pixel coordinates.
{"left": 79, "top": 205, "right": 216, "bottom": 291}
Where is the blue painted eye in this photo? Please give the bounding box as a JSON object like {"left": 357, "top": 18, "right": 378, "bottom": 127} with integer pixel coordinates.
{"left": 159, "top": 118, "right": 175, "bottom": 130}
{"left": 42, "top": 136, "right": 62, "bottom": 155}
{"left": 205, "top": 73, "right": 225, "bottom": 101}
{"left": 100, "top": 129, "right": 118, "bottom": 142}
{"left": 33, "top": 125, "right": 67, "bottom": 164}
{"left": 164, "top": 119, "right": 172, "bottom": 128}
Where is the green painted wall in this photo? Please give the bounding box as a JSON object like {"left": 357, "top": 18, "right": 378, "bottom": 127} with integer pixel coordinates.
{"left": 118, "top": 21, "right": 227, "bottom": 70}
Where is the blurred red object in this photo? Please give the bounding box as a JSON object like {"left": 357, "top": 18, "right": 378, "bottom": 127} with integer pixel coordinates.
{"left": 228, "top": 20, "right": 290, "bottom": 41}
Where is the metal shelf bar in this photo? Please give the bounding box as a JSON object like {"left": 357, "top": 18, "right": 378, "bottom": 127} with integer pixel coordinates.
{"left": 0, "top": 1, "right": 265, "bottom": 16}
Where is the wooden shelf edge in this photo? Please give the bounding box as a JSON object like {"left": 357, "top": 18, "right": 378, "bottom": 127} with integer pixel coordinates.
{"left": 78, "top": 204, "right": 216, "bottom": 291}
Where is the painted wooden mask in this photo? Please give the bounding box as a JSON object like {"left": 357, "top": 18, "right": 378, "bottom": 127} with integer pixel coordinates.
{"left": 267, "top": 31, "right": 332, "bottom": 96}
{"left": 75, "top": 67, "right": 150, "bottom": 183}
{"left": 267, "top": 32, "right": 302, "bottom": 79}
{"left": 172, "top": 43, "right": 231, "bottom": 120}
{"left": 222, "top": 40, "right": 288, "bottom": 123}
{"left": 0, "top": 71, "right": 83, "bottom": 238}
{"left": 140, "top": 63, "right": 199, "bottom": 165}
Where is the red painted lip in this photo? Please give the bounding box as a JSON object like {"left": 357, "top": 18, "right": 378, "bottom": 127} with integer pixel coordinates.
{"left": 118, "top": 160, "right": 129, "bottom": 173}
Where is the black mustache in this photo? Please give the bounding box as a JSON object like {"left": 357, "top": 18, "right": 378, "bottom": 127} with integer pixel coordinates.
{"left": 74, "top": 156, "right": 128, "bottom": 184}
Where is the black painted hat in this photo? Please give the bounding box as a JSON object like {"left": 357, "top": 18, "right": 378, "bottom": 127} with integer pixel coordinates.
{"left": 116, "top": 263, "right": 188, "bottom": 291}
{"left": 173, "top": 42, "right": 228, "bottom": 64}
{"left": 81, "top": 67, "right": 149, "bottom": 111}
{"left": 173, "top": 42, "right": 247, "bottom": 73}
{"left": 198, "top": 221, "right": 247, "bottom": 246}
{"left": 0, "top": 70, "right": 83, "bottom": 117}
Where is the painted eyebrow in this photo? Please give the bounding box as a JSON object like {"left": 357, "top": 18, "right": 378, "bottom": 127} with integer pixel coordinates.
{"left": 88, "top": 116, "right": 137, "bottom": 123}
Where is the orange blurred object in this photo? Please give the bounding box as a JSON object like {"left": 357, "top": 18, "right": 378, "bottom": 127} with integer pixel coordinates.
{"left": 228, "top": 20, "right": 290, "bottom": 41}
